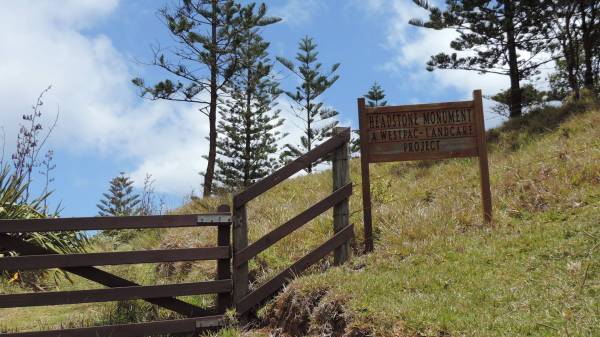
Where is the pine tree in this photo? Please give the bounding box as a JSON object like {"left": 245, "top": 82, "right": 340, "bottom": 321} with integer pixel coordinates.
{"left": 538, "top": 0, "right": 600, "bottom": 99}
{"left": 215, "top": 3, "right": 283, "bottom": 191}
{"left": 277, "top": 37, "right": 340, "bottom": 173}
{"left": 353, "top": 82, "right": 388, "bottom": 153}
{"left": 132, "top": 0, "right": 245, "bottom": 197}
{"left": 97, "top": 173, "right": 140, "bottom": 217}
{"left": 409, "top": 0, "right": 550, "bottom": 118}
{"left": 364, "top": 82, "right": 388, "bottom": 107}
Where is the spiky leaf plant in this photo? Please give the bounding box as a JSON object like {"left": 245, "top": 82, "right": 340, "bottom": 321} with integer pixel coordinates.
{"left": 0, "top": 164, "right": 88, "bottom": 288}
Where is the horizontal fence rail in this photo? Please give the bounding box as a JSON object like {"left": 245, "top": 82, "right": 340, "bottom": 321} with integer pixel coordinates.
{"left": 0, "top": 280, "right": 232, "bottom": 308}
{"left": 0, "top": 213, "right": 231, "bottom": 233}
{"left": 0, "top": 247, "right": 230, "bottom": 270}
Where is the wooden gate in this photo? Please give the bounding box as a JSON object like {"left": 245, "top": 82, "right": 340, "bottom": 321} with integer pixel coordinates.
{"left": 231, "top": 127, "right": 354, "bottom": 314}
{"left": 0, "top": 206, "right": 232, "bottom": 337}
{"left": 0, "top": 127, "right": 354, "bottom": 335}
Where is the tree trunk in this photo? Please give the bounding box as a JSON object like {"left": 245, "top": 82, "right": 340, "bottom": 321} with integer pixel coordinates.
{"left": 564, "top": 7, "right": 581, "bottom": 100}
{"left": 504, "top": 0, "right": 522, "bottom": 118}
{"left": 566, "top": 49, "right": 581, "bottom": 99}
{"left": 580, "top": 0, "right": 596, "bottom": 90}
{"left": 203, "top": 0, "right": 218, "bottom": 197}
{"left": 244, "top": 68, "right": 252, "bottom": 187}
{"left": 306, "top": 89, "right": 313, "bottom": 174}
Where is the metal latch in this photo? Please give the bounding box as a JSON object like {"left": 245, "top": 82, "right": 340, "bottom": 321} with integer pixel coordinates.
{"left": 197, "top": 214, "right": 231, "bottom": 223}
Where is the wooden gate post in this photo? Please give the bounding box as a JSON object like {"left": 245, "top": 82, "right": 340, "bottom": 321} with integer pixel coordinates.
{"left": 357, "top": 98, "right": 374, "bottom": 253}
{"left": 232, "top": 199, "right": 249, "bottom": 312}
{"left": 216, "top": 204, "right": 232, "bottom": 313}
{"left": 332, "top": 127, "right": 350, "bottom": 265}
{"left": 473, "top": 90, "right": 493, "bottom": 223}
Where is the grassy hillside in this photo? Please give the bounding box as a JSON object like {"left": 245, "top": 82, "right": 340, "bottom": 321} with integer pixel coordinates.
{"left": 1, "top": 102, "right": 598, "bottom": 336}
{"left": 231, "top": 102, "right": 600, "bottom": 337}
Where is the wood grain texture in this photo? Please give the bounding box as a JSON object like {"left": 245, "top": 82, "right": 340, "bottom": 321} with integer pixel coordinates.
{"left": 358, "top": 98, "right": 374, "bottom": 253}
{"left": 473, "top": 90, "right": 493, "bottom": 223}
{"left": 232, "top": 203, "right": 249, "bottom": 308}
{"left": 364, "top": 100, "right": 474, "bottom": 114}
{"left": 216, "top": 204, "right": 233, "bottom": 312}
{"left": 362, "top": 101, "right": 479, "bottom": 162}
{"left": 0, "top": 247, "right": 229, "bottom": 270}
{"left": 332, "top": 127, "right": 351, "bottom": 265}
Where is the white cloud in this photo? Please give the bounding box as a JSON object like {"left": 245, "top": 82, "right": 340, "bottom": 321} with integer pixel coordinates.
{"left": 272, "top": 0, "right": 324, "bottom": 26}
{"left": 0, "top": 1, "right": 210, "bottom": 195}
{"left": 348, "top": 0, "right": 387, "bottom": 14}
{"left": 119, "top": 100, "right": 210, "bottom": 195}
{"left": 5, "top": 0, "right": 119, "bottom": 29}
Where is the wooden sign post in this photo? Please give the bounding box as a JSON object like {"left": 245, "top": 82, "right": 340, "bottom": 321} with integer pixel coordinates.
{"left": 358, "top": 89, "right": 492, "bottom": 253}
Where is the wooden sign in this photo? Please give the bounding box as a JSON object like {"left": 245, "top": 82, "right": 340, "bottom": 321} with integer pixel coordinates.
{"left": 358, "top": 90, "right": 492, "bottom": 252}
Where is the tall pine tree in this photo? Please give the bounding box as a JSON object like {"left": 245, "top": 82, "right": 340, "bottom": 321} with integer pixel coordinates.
{"left": 277, "top": 37, "right": 340, "bottom": 173}
{"left": 97, "top": 173, "right": 140, "bottom": 217}
{"left": 132, "top": 0, "right": 244, "bottom": 197}
{"left": 410, "top": 0, "right": 550, "bottom": 118}
{"left": 215, "top": 3, "right": 283, "bottom": 191}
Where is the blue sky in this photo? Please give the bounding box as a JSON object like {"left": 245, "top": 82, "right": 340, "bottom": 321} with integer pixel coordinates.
{"left": 0, "top": 0, "right": 511, "bottom": 216}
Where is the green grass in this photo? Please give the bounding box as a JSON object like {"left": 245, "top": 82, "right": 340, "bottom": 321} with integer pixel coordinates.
{"left": 290, "top": 204, "right": 599, "bottom": 336}
{"left": 1, "top": 102, "right": 599, "bottom": 336}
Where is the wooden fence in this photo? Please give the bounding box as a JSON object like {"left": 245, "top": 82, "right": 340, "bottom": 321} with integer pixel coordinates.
{"left": 0, "top": 127, "right": 354, "bottom": 335}
{"left": 0, "top": 206, "right": 232, "bottom": 337}
{"left": 232, "top": 127, "right": 353, "bottom": 315}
